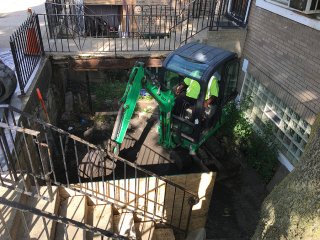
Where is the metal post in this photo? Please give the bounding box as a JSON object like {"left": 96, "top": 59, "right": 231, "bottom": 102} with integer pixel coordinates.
{"left": 35, "top": 14, "right": 45, "bottom": 55}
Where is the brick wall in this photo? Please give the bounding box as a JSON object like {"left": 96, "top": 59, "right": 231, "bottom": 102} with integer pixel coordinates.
{"left": 242, "top": 1, "right": 320, "bottom": 124}
{"left": 205, "top": 28, "right": 247, "bottom": 57}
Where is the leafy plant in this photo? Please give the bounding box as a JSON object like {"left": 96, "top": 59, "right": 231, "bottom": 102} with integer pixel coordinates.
{"left": 92, "top": 80, "right": 127, "bottom": 108}
{"left": 222, "top": 99, "right": 278, "bottom": 182}
{"left": 138, "top": 94, "right": 154, "bottom": 101}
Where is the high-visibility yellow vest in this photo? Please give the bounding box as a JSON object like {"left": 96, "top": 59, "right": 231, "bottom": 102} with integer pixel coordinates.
{"left": 184, "top": 77, "right": 201, "bottom": 99}
{"left": 205, "top": 75, "right": 219, "bottom": 100}
{"left": 184, "top": 75, "right": 219, "bottom": 100}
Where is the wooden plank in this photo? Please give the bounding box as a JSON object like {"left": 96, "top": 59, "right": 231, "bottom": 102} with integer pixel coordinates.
{"left": 83, "top": 0, "right": 122, "bottom": 5}
{"left": 72, "top": 57, "right": 163, "bottom": 71}
{"left": 0, "top": 122, "right": 40, "bottom": 136}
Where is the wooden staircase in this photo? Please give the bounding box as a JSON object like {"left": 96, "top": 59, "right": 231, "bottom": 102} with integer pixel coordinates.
{"left": 0, "top": 185, "right": 175, "bottom": 240}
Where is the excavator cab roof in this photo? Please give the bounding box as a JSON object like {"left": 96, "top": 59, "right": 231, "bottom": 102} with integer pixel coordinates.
{"left": 163, "top": 42, "right": 237, "bottom": 83}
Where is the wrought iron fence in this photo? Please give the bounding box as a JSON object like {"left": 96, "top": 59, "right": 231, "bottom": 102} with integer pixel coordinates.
{"left": 38, "top": 0, "right": 249, "bottom": 53}
{"left": 0, "top": 104, "right": 199, "bottom": 235}
{"left": 9, "top": 14, "right": 44, "bottom": 95}
{"left": 8, "top": 0, "right": 250, "bottom": 92}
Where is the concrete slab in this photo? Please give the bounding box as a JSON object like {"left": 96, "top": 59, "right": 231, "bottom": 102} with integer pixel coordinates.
{"left": 0, "top": 185, "right": 27, "bottom": 240}
{"left": 88, "top": 204, "right": 113, "bottom": 240}
{"left": 114, "top": 211, "right": 136, "bottom": 239}
{"left": 16, "top": 186, "right": 60, "bottom": 240}
{"left": 55, "top": 195, "right": 87, "bottom": 240}
{"left": 154, "top": 228, "right": 175, "bottom": 240}
{"left": 135, "top": 221, "right": 156, "bottom": 240}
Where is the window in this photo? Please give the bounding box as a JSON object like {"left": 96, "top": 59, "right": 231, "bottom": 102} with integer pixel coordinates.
{"left": 266, "top": 0, "right": 320, "bottom": 13}
{"left": 223, "top": 60, "right": 239, "bottom": 105}
{"left": 241, "top": 73, "right": 311, "bottom": 167}
{"left": 166, "top": 55, "right": 209, "bottom": 81}
{"left": 227, "top": 0, "right": 252, "bottom": 25}
{"left": 256, "top": 0, "right": 320, "bottom": 30}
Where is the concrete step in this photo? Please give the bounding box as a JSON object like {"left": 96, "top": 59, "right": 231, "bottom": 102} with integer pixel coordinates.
{"left": 154, "top": 228, "right": 175, "bottom": 240}
{"left": 55, "top": 196, "right": 87, "bottom": 240}
{"left": 0, "top": 184, "right": 28, "bottom": 240}
{"left": 16, "top": 186, "right": 60, "bottom": 240}
{"left": 114, "top": 212, "right": 136, "bottom": 239}
{"left": 135, "top": 221, "right": 156, "bottom": 240}
{"left": 86, "top": 204, "right": 113, "bottom": 240}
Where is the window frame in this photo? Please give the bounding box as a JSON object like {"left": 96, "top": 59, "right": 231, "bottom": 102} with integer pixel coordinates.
{"left": 256, "top": 0, "right": 320, "bottom": 31}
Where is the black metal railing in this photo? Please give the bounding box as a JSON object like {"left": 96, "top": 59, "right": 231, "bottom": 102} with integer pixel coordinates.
{"left": 208, "top": 0, "right": 252, "bottom": 30}
{"left": 0, "top": 104, "right": 199, "bottom": 235}
{"left": 37, "top": 0, "right": 249, "bottom": 53}
{"left": 9, "top": 14, "right": 44, "bottom": 95}
{"left": 8, "top": 0, "right": 251, "bottom": 86}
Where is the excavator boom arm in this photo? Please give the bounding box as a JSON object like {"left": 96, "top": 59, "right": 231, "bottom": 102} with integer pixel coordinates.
{"left": 111, "top": 63, "right": 175, "bottom": 152}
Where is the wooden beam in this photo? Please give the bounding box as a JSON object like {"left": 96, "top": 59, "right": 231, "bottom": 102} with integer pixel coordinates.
{"left": 71, "top": 57, "right": 163, "bottom": 71}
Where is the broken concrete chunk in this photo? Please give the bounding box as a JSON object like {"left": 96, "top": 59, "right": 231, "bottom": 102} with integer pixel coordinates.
{"left": 83, "top": 126, "right": 94, "bottom": 140}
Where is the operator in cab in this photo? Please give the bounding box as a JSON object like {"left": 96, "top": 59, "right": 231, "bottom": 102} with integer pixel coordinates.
{"left": 176, "top": 71, "right": 219, "bottom": 107}
{"left": 174, "top": 70, "right": 219, "bottom": 121}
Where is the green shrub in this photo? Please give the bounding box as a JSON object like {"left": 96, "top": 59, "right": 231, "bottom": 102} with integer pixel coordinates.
{"left": 92, "top": 80, "right": 127, "bottom": 108}
{"left": 222, "top": 100, "right": 278, "bottom": 182}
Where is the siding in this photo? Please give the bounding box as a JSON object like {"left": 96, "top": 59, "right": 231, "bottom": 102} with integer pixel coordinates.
{"left": 242, "top": 1, "right": 320, "bottom": 124}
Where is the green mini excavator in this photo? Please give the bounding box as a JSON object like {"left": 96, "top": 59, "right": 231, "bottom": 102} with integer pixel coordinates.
{"left": 111, "top": 42, "right": 239, "bottom": 160}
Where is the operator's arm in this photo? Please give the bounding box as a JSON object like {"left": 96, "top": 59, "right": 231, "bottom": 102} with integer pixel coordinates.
{"left": 175, "top": 82, "right": 187, "bottom": 95}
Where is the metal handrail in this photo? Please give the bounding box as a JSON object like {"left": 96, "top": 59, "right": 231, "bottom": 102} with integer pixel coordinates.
{"left": 110, "top": 152, "right": 199, "bottom": 200}
{"left": 0, "top": 104, "right": 199, "bottom": 234}
{"left": 9, "top": 13, "right": 44, "bottom": 95}
{"left": 0, "top": 196, "right": 128, "bottom": 240}
{"left": 1, "top": 104, "right": 199, "bottom": 199}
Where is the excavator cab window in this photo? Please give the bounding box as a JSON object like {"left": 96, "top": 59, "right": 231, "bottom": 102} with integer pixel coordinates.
{"left": 163, "top": 70, "right": 183, "bottom": 90}
{"left": 222, "top": 60, "right": 239, "bottom": 105}
{"left": 201, "top": 67, "right": 222, "bottom": 130}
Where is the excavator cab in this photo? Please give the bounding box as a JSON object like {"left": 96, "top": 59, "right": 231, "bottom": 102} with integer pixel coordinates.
{"left": 161, "top": 42, "right": 239, "bottom": 152}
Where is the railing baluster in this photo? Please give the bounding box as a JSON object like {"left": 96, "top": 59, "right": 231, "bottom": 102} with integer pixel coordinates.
{"left": 43, "top": 126, "right": 57, "bottom": 183}
{"left": 178, "top": 191, "right": 186, "bottom": 228}
{"left": 35, "top": 135, "right": 54, "bottom": 201}
{"left": 21, "top": 211, "right": 31, "bottom": 240}
{"left": 0, "top": 128, "right": 17, "bottom": 180}
{"left": 59, "top": 134, "right": 69, "bottom": 186}
{"left": 112, "top": 156, "right": 116, "bottom": 200}
{"left": 0, "top": 208, "right": 12, "bottom": 240}
{"left": 124, "top": 161, "right": 127, "bottom": 203}
{"left": 99, "top": 150, "right": 105, "bottom": 201}
{"left": 86, "top": 145, "right": 94, "bottom": 196}
{"left": 153, "top": 178, "right": 158, "bottom": 220}
{"left": 43, "top": 10, "right": 52, "bottom": 52}
{"left": 2, "top": 113, "right": 27, "bottom": 190}
{"left": 20, "top": 123, "right": 41, "bottom": 195}
{"left": 170, "top": 187, "right": 177, "bottom": 225}
{"left": 134, "top": 167, "right": 138, "bottom": 208}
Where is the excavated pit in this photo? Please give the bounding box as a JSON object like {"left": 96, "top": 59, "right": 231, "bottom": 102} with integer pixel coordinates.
{"left": 51, "top": 63, "right": 267, "bottom": 239}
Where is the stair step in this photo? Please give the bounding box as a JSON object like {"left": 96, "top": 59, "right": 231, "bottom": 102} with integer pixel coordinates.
{"left": 114, "top": 212, "right": 136, "bottom": 239}
{"left": 0, "top": 185, "right": 27, "bottom": 240}
{"left": 86, "top": 204, "right": 113, "bottom": 240}
{"left": 16, "top": 186, "right": 60, "bottom": 240}
{"left": 135, "top": 221, "right": 155, "bottom": 240}
{"left": 55, "top": 196, "right": 87, "bottom": 240}
{"left": 154, "top": 228, "right": 175, "bottom": 240}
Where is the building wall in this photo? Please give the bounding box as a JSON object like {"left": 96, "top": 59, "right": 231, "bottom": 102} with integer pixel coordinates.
{"left": 241, "top": 1, "right": 320, "bottom": 125}
{"left": 205, "top": 28, "right": 247, "bottom": 57}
